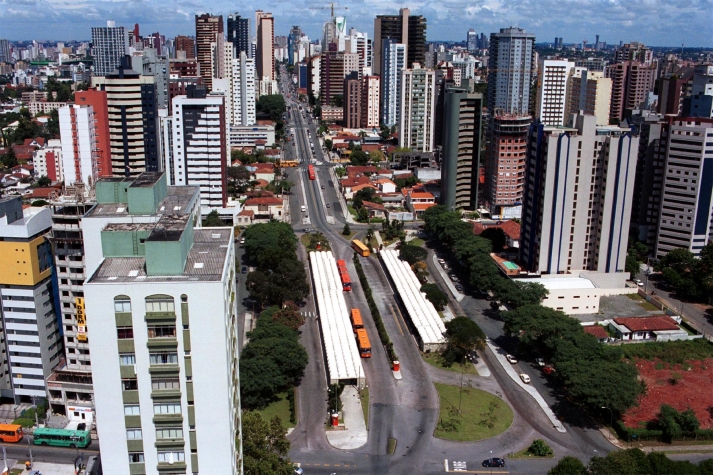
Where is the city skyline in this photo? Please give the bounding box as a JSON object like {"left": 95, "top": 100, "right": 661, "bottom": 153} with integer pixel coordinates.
{"left": 1, "top": 0, "right": 711, "bottom": 47}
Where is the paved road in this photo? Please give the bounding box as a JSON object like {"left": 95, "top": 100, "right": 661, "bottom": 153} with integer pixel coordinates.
{"left": 0, "top": 440, "right": 98, "bottom": 464}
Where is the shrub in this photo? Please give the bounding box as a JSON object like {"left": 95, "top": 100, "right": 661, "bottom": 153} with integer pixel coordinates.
{"left": 527, "top": 439, "right": 553, "bottom": 457}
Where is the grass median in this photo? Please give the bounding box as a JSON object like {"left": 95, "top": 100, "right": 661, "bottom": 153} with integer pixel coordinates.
{"left": 434, "top": 383, "right": 513, "bottom": 442}
{"left": 257, "top": 392, "right": 296, "bottom": 430}
{"left": 422, "top": 352, "right": 479, "bottom": 376}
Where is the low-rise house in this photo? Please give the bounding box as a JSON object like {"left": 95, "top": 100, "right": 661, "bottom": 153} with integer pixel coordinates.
{"left": 242, "top": 196, "right": 284, "bottom": 222}
{"left": 374, "top": 177, "right": 397, "bottom": 193}
{"left": 405, "top": 190, "right": 436, "bottom": 216}
{"left": 362, "top": 200, "right": 389, "bottom": 220}
{"left": 610, "top": 316, "right": 687, "bottom": 341}
{"left": 583, "top": 324, "right": 610, "bottom": 342}
{"left": 247, "top": 163, "right": 275, "bottom": 182}
{"left": 235, "top": 209, "right": 254, "bottom": 226}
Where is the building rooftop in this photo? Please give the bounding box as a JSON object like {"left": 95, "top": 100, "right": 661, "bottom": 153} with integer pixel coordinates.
{"left": 529, "top": 276, "right": 596, "bottom": 290}
{"left": 129, "top": 171, "right": 164, "bottom": 188}
{"left": 86, "top": 186, "right": 198, "bottom": 218}
{"left": 613, "top": 316, "right": 680, "bottom": 332}
{"left": 88, "top": 228, "right": 232, "bottom": 284}
{"left": 584, "top": 325, "right": 609, "bottom": 339}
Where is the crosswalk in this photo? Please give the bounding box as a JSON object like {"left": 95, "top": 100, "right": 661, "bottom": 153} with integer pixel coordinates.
{"left": 301, "top": 311, "right": 316, "bottom": 319}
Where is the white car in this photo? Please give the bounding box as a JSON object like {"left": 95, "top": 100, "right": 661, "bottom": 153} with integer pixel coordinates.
{"left": 535, "top": 358, "right": 545, "bottom": 367}
{"left": 633, "top": 279, "right": 644, "bottom": 286}
{"left": 520, "top": 373, "right": 531, "bottom": 384}
{"left": 506, "top": 354, "right": 518, "bottom": 364}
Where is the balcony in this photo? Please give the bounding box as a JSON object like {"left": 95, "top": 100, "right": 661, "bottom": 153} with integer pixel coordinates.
{"left": 152, "top": 413, "right": 183, "bottom": 424}
{"left": 154, "top": 437, "right": 185, "bottom": 449}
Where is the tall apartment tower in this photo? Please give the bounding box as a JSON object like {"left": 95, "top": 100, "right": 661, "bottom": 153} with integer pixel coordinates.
{"left": 466, "top": 29, "right": 478, "bottom": 52}
{"left": 227, "top": 13, "right": 250, "bottom": 58}
{"left": 92, "top": 56, "right": 159, "bottom": 177}
{"left": 0, "top": 39, "right": 10, "bottom": 63}
{"left": 195, "top": 14, "right": 223, "bottom": 92}
{"left": 74, "top": 89, "right": 112, "bottom": 178}
{"left": 82, "top": 172, "right": 241, "bottom": 475}
{"left": 223, "top": 50, "right": 256, "bottom": 126}
{"left": 399, "top": 65, "right": 436, "bottom": 152}
{"left": 343, "top": 74, "right": 361, "bottom": 129}
{"left": 320, "top": 51, "right": 359, "bottom": 106}
{"left": 255, "top": 11, "right": 275, "bottom": 81}
{"left": 0, "top": 197, "right": 63, "bottom": 403}
{"left": 485, "top": 114, "right": 530, "bottom": 210}
{"left": 606, "top": 61, "right": 657, "bottom": 121}
{"left": 566, "top": 68, "right": 612, "bottom": 126}
{"left": 174, "top": 36, "right": 195, "bottom": 59}
{"left": 361, "top": 75, "right": 381, "bottom": 128}
{"left": 534, "top": 59, "right": 574, "bottom": 126}
{"left": 520, "top": 115, "right": 639, "bottom": 274}
{"left": 381, "top": 39, "right": 406, "bottom": 126}
{"left": 171, "top": 85, "right": 227, "bottom": 213}
{"left": 440, "top": 84, "right": 484, "bottom": 210}
{"left": 287, "top": 26, "right": 302, "bottom": 65}
{"left": 486, "top": 27, "right": 536, "bottom": 115}
{"left": 91, "top": 21, "right": 130, "bottom": 77}
{"left": 58, "top": 104, "right": 100, "bottom": 184}
{"left": 373, "top": 8, "right": 426, "bottom": 76}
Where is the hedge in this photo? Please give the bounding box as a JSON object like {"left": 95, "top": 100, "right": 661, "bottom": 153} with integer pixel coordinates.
{"left": 615, "top": 421, "right": 713, "bottom": 442}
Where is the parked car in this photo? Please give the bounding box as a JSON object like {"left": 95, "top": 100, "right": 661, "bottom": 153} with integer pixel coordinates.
{"left": 449, "top": 273, "right": 459, "bottom": 282}
{"left": 506, "top": 354, "right": 518, "bottom": 364}
{"left": 455, "top": 284, "right": 463, "bottom": 292}
{"left": 241, "top": 266, "right": 247, "bottom": 274}
{"left": 633, "top": 278, "right": 643, "bottom": 286}
{"left": 240, "top": 237, "right": 245, "bottom": 245}
{"left": 543, "top": 365, "right": 556, "bottom": 375}
{"left": 520, "top": 373, "right": 531, "bottom": 384}
{"left": 535, "top": 358, "right": 545, "bottom": 367}
{"left": 438, "top": 258, "right": 446, "bottom": 265}
{"left": 482, "top": 458, "right": 506, "bottom": 468}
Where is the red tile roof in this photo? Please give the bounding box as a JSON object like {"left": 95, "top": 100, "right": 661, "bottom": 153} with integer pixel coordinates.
{"left": 412, "top": 203, "right": 436, "bottom": 211}
{"left": 27, "top": 187, "right": 60, "bottom": 199}
{"left": 614, "top": 316, "right": 679, "bottom": 332}
{"left": 238, "top": 209, "right": 254, "bottom": 217}
{"left": 584, "top": 325, "right": 609, "bottom": 339}
{"left": 245, "top": 197, "right": 283, "bottom": 206}
{"left": 361, "top": 144, "right": 381, "bottom": 152}
{"left": 245, "top": 190, "right": 275, "bottom": 198}
{"left": 499, "top": 220, "right": 521, "bottom": 240}
{"left": 347, "top": 165, "right": 378, "bottom": 174}
{"left": 362, "top": 200, "right": 387, "bottom": 211}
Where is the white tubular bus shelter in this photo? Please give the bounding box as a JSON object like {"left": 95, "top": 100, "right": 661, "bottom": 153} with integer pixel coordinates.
{"left": 380, "top": 250, "right": 446, "bottom": 352}
{"left": 309, "top": 251, "right": 365, "bottom": 385}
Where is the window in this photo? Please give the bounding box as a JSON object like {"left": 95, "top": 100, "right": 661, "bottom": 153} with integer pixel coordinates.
{"left": 120, "top": 353, "right": 136, "bottom": 365}
{"left": 128, "top": 453, "right": 144, "bottom": 463}
{"left": 152, "top": 377, "right": 180, "bottom": 390}
{"left": 124, "top": 405, "right": 140, "bottom": 415}
{"left": 147, "top": 325, "right": 176, "bottom": 338}
{"left": 156, "top": 427, "right": 184, "bottom": 439}
{"left": 114, "top": 297, "right": 131, "bottom": 313}
{"left": 122, "top": 379, "right": 138, "bottom": 391}
{"left": 126, "top": 429, "right": 142, "bottom": 440}
{"left": 157, "top": 451, "right": 185, "bottom": 462}
{"left": 154, "top": 403, "right": 181, "bottom": 414}
{"left": 117, "top": 327, "right": 134, "bottom": 339}
{"left": 145, "top": 296, "right": 175, "bottom": 313}
{"left": 149, "top": 352, "right": 178, "bottom": 365}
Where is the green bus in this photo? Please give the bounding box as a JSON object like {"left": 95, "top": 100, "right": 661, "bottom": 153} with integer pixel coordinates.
{"left": 32, "top": 428, "right": 91, "bottom": 448}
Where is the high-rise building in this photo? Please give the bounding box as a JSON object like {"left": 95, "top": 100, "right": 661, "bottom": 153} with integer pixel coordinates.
{"left": 606, "top": 61, "right": 657, "bottom": 121}
{"left": 0, "top": 197, "right": 63, "bottom": 403}
{"left": 287, "top": 26, "right": 302, "bottom": 65}
{"left": 381, "top": 39, "right": 406, "bottom": 126}
{"left": 82, "top": 172, "right": 241, "bottom": 475}
{"left": 399, "top": 64, "right": 436, "bottom": 152}
{"left": 614, "top": 42, "right": 653, "bottom": 65}
{"left": 135, "top": 48, "right": 169, "bottom": 109}
{"left": 566, "top": 68, "right": 612, "bottom": 126}
{"left": 486, "top": 27, "right": 535, "bottom": 115}
{"left": 485, "top": 114, "right": 530, "bottom": 210}
{"left": 320, "top": 51, "right": 359, "bottom": 106}
{"left": 306, "top": 55, "right": 321, "bottom": 100}
{"left": 195, "top": 14, "right": 223, "bottom": 92}
{"left": 343, "top": 73, "right": 361, "bottom": 129}
{"left": 534, "top": 59, "right": 574, "bottom": 126}
{"left": 224, "top": 50, "right": 256, "bottom": 126}
{"left": 373, "top": 8, "right": 426, "bottom": 76}
{"left": 59, "top": 104, "right": 100, "bottom": 184}
{"left": 171, "top": 85, "right": 227, "bottom": 213}
{"left": 91, "top": 21, "right": 129, "bottom": 77}
{"left": 520, "top": 115, "right": 639, "bottom": 274}
{"left": 74, "top": 88, "right": 112, "bottom": 178}
{"left": 174, "top": 36, "right": 195, "bottom": 59}
{"left": 0, "top": 39, "right": 11, "bottom": 63}
{"left": 466, "top": 29, "right": 478, "bottom": 52}
{"left": 440, "top": 83, "right": 483, "bottom": 210}
{"left": 361, "top": 75, "right": 380, "bottom": 128}
{"left": 228, "top": 13, "right": 250, "bottom": 58}
{"left": 255, "top": 11, "right": 275, "bottom": 81}
{"left": 92, "top": 56, "right": 159, "bottom": 177}
{"left": 686, "top": 66, "right": 713, "bottom": 118}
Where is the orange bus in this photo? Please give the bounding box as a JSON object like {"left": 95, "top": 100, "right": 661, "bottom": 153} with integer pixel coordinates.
{"left": 355, "top": 328, "right": 371, "bottom": 358}
{"left": 351, "top": 239, "right": 370, "bottom": 257}
{"left": 350, "top": 308, "right": 364, "bottom": 332}
{"left": 336, "top": 259, "right": 351, "bottom": 291}
{"left": 0, "top": 423, "right": 23, "bottom": 443}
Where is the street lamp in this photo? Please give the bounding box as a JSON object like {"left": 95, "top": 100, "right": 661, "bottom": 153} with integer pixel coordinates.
{"left": 602, "top": 406, "right": 614, "bottom": 440}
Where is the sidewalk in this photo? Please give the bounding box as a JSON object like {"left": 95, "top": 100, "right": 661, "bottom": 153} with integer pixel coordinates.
{"left": 325, "top": 386, "right": 368, "bottom": 449}
{"left": 16, "top": 461, "right": 77, "bottom": 475}
{"left": 598, "top": 426, "right": 713, "bottom": 453}
{"left": 430, "top": 255, "right": 464, "bottom": 302}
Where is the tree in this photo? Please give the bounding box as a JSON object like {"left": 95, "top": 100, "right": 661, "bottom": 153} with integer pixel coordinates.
{"left": 369, "top": 149, "right": 385, "bottom": 163}
{"left": 352, "top": 187, "right": 380, "bottom": 209}
{"left": 349, "top": 149, "right": 369, "bottom": 166}
{"left": 527, "top": 439, "right": 552, "bottom": 456}
{"left": 342, "top": 223, "right": 351, "bottom": 235}
{"left": 398, "top": 244, "right": 428, "bottom": 265}
{"left": 357, "top": 206, "right": 369, "bottom": 222}
{"left": 241, "top": 411, "right": 294, "bottom": 475}
{"left": 394, "top": 175, "right": 420, "bottom": 189}
{"left": 256, "top": 95, "right": 286, "bottom": 121}
{"left": 248, "top": 318, "right": 299, "bottom": 342}
{"left": 548, "top": 456, "right": 587, "bottom": 475}
{"left": 31, "top": 200, "right": 49, "bottom": 207}
{"left": 202, "top": 210, "right": 224, "bottom": 227}
{"left": 324, "top": 139, "right": 333, "bottom": 151}
{"left": 271, "top": 302, "right": 305, "bottom": 331}
{"left": 36, "top": 175, "right": 51, "bottom": 187}
{"left": 480, "top": 227, "right": 507, "bottom": 251}
{"left": 503, "top": 305, "right": 581, "bottom": 349}
{"left": 240, "top": 358, "right": 287, "bottom": 409}
{"left": 626, "top": 253, "right": 641, "bottom": 277}
{"left": 700, "top": 459, "right": 713, "bottom": 475}
{"left": 420, "top": 283, "right": 448, "bottom": 311}
{"left": 442, "top": 316, "right": 486, "bottom": 366}
{"left": 0, "top": 146, "right": 17, "bottom": 169}
{"left": 588, "top": 448, "right": 652, "bottom": 475}
{"left": 228, "top": 165, "right": 251, "bottom": 183}
{"left": 241, "top": 337, "right": 308, "bottom": 383}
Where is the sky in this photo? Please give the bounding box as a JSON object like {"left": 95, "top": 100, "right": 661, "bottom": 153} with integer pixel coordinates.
{"left": 1, "top": 0, "right": 712, "bottom": 47}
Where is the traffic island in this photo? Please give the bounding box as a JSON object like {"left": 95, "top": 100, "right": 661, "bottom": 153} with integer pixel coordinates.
{"left": 326, "top": 386, "right": 368, "bottom": 449}
{"left": 433, "top": 383, "right": 513, "bottom": 442}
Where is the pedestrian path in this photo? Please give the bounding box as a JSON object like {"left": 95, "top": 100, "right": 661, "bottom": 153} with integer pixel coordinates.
{"left": 325, "top": 386, "right": 368, "bottom": 449}
{"left": 431, "top": 255, "right": 464, "bottom": 302}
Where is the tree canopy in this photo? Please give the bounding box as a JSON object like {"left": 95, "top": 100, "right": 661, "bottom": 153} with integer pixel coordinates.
{"left": 241, "top": 411, "right": 294, "bottom": 475}
{"left": 256, "top": 95, "right": 286, "bottom": 122}
{"left": 420, "top": 283, "right": 448, "bottom": 311}
{"left": 202, "top": 210, "right": 224, "bottom": 227}
{"left": 441, "top": 316, "right": 486, "bottom": 366}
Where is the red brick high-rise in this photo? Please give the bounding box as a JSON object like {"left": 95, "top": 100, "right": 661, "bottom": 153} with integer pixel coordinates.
{"left": 74, "top": 88, "right": 112, "bottom": 178}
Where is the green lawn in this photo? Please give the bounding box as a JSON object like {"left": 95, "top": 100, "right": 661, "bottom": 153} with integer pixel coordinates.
{"left": 12, "top": 418, "right": 34, "bottom": 428}
{"left": 257, "top": 392, "right": 295, "bottom": 429}
{"left": 409, "top": 238, "right": 425, "bottom": 247}
{"left": 347, "top": 204, "right": 357, "bottom": 217}
{"left": 638, "top": 301, "right": 660, "bottom": 311}
{"left": 626, "top": 293, "right": 644, "bottom": 301}
{"left": 509, "top": 448, "right": 555, "bottom": 459}
{"left": 433, "top": 383, "right": 513, "bottom": 442}
{"left": 360, "top": 387, "right": 369, "bottom": 429}
{"left": 423, "top": 352, "right": 479, "bottom": 376}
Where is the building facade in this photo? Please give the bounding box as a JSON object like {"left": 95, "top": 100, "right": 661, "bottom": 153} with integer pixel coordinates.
{"left": 195, "top": 14, "right": 223, "bottom": 92}
{"left": 361, "top": 75, "right": 380, "bottom": 128}
{"left": 487, "top": 27, "right": 535, "bottom": 115}
{"left": 485, "top": 114, "right": 530, "bottom": 209}
{"left": 91, "top": 21, "right": 129, "bottom": 77}
{"left": 566, "top": 68, "right": 612, "bottom": 126}
{"left": 535, "top": 59, "right": 573, "bottom": 127}
{"left": 59, "top": 104, "right": 99, "bottom": 185}
{"left": 228, "top": 13, "right": 250, "bottom": 58}
{"left": 256, "top": 11, "right": 275, "bottom": 82}
{"left": 399, "top": 65, "right": 436, "bottom": 152}
{"left": 320, "top": 51, "right": 359, "bottom": 106}
{"left": 373, "top": 8, "right": 426, "bottom": 76}
{"left": 381, "top": 39, "right": 405, "bottom": 126}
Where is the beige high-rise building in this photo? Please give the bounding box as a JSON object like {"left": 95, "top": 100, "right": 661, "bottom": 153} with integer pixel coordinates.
{"left": 399, "top": 64, "right": 436, "bottom": 152}
{"left": 361, "top": 76, "right": 380, "bottom": 128}
{"left": 255, "top": 11, "right": 275, "bottom": 81}
{"left": 566, "top": 68, "right": 612, "bottom": 126}
{"left": 195, "top": 14, "right": 223, "bottom": 92}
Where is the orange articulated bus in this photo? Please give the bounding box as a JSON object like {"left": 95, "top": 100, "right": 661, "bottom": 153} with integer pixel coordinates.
{"left": 336, "top": 259, "right": 351, "bottom": 291}
{"left": 350, "top": 308, "right": 363, "bottom": 332}
{"left": 355, "top": 328, "right": 371, "bottom": 358}
{"left": 351, "top": 239, "right": 370, "bottom": 257}
{"left": 0, "top": 424, "right": 23, "bottom": 443}
{"left": 308, "top": 164, "right": 315, "bottom": 180}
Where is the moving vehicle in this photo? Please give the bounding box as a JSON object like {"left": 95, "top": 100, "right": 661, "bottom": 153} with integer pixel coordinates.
{"left": 633, "top": 278, "right": 643, "bottom": 286}
{"left": 308, "top": 164, "right": 315, "bottom": 180}
{"left": 336, "top": 259, "right": 351, "bottom": 291}
{"left": 281, "top": 160, "right": 299, "bottom": 167}
{"left": 505, "top": 354, "right": 518, "bottom": 364}
{"left": 33, "top": 428, "right": 91, "bottom": 448}
{"left": 326, "top": 203, "right": 331, "bottom": 208}
{"left": 356, "top": 328, "right": 372, "bottom": 358}
{"left": 350, "top": 308, "right": 364, "bottom": 332}
{"left": 0, "top": 423, "right": 23, "bottom": 443}
{"left": 240, "top": 237, "right": 245, "bottom": 245}
{"left": 241, "top": 267, "right": 247, "bottom": 274}
{"left": 482, "top": 458, "right": 505, "bottom": 468}
{"left": 301, "top": 205, "right": 306, "bottom": 213}
{"left": 535, "top": 358, "right": 545, "bottom": 367}
{"left": 352, "top": 239, "right": 370, "bottom": 257}
{"left": 520, "top": 373, "right": 531, "bottom": 384}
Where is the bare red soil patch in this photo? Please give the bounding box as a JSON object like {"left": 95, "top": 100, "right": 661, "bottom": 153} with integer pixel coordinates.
{"left": 622, "top": 358, "right": 713, "bottom": 429}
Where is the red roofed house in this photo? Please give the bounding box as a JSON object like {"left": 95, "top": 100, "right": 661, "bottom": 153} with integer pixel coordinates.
{"left": 246, "top": 163, "right": 275, "bottom": 182}
{"left": 340, "top": 176, "right": 372, "bottom": 199}
{"left": 235, "top": 209, "right": 254, "bottom": 226}
{"left": 405, "top": 190, "right": 436, "bottom": 216}
{"left": 11, "top": 164, "right": 34, "bottom": 177}
{"left": 583, "top": 325, "right": 609, "bottom": 342}
{"left": 374, "top": 177, "right": 396, "bottom": 193}
{"left": 346, "top": 165, "right": 377, "bottom": 175}
{"left": 472, "top": 220, "right": 521, "bottom": 249}
{"left": 242, "top": 197, "right": 284, "bottom": 222}
{"left": 610, "top": 316, "right": 685, "bottom": 341}
{"left": 361, "top": 200, "right": 389, "bottom": 220}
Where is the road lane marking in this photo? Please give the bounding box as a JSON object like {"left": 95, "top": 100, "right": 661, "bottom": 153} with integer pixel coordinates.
{"left": 389, "top": 303, "right": 404, "bottom": 336}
